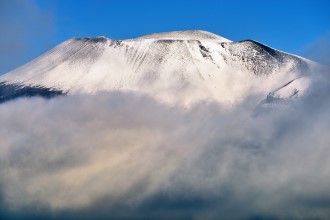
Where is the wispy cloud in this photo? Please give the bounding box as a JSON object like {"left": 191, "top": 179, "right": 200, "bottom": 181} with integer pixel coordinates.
{"left": 0, "top": 0, "right": 55, "bottom": 74}
{"left": 302, "top": 32, "right": 330, "bottom": 66}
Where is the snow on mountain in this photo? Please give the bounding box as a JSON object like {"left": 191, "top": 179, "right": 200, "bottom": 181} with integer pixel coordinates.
{"left": 0, "top": 30, "right": 318, "bottom": 105}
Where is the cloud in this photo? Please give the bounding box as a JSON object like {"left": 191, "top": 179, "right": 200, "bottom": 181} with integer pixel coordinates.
{"left": 0, "top": 64, "right": 330, "bottom": 219}
{"left": 0, "top": 0, "right": 55, "bottom": 74}
{"left": 302, "top": 32, "right": 330, "bottom": 66}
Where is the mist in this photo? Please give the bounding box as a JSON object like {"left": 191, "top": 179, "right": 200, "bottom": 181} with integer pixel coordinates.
{"left": 0, "top": 0, "right": 55, "bottom": 74}
{"left": 302, "top": 32, "right": 330, "bottom": 66}
{"left": 0, "top": 63, "right": 329, "bottom": 220}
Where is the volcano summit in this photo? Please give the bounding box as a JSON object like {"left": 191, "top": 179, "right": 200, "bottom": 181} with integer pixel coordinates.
{"left": 0, "top": 30, "right": 317, "bottom": 105}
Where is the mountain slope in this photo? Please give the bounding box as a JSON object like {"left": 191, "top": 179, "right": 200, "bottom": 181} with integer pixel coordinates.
{"left": 0, "top": 30, "right": 317, "bottom": 105}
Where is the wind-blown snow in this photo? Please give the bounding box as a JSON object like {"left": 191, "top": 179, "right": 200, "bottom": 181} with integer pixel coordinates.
{"left": 135, "top": 30, "right": 232, "bottom": 41}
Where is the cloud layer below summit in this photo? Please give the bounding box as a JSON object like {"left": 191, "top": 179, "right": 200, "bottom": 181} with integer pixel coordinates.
{"left": 0, "top": 64, "right": 330, "bottom": 219}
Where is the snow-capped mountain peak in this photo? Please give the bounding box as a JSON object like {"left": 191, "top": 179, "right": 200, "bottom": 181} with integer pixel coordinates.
{"left": 0, "top": 30, "right": 317, "bottom": 105}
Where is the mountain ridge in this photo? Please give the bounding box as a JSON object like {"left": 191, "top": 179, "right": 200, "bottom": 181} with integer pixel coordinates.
{"left": 0, "top": 30, "right": 317, "bottom": 105}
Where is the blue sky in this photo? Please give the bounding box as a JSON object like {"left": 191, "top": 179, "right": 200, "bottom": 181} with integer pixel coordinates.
{"left": 0, "top": 0, "right": 329, "bottom": 74}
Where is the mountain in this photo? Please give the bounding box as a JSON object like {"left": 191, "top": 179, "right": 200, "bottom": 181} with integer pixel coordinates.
{"left": 0, "top": 30, "right": 317, "bottom": 105}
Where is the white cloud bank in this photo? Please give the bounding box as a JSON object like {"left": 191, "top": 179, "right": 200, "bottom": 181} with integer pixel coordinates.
{"left": 0, "top": 67, "right": 330, "bottom": 219}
